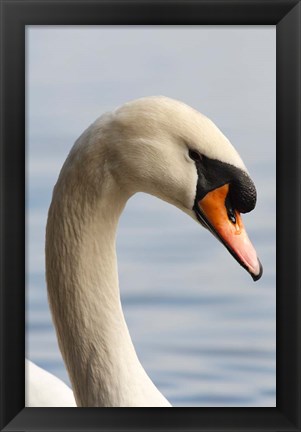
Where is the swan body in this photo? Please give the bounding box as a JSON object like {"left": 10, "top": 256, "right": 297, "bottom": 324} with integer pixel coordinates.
{"left": 26, "top": 359, "right": 76, "bottom": 407}
{"left": 28, "top": 96, "right": 262, "bottom": 407}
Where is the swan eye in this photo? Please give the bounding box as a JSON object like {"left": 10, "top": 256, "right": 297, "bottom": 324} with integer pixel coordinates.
{"left": 188, "top": 149, "right": 202, "bottom": 163}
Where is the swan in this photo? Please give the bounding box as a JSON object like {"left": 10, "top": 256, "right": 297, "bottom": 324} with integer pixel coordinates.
{"left": 27, "top": 96, "right": 262, "bottom": 407}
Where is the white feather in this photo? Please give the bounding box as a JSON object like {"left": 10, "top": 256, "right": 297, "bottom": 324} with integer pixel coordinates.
{"left": 26, "top": 360, "right": 76, "bottom": 407}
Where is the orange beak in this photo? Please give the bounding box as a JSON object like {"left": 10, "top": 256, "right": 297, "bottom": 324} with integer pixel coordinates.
{"left": 196, "top": 184, "right": 262, "bottom": 281}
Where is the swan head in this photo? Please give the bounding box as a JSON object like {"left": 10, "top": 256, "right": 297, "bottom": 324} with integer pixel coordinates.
{"left": 97, "top": 96, "right": 262, "bottom": 280}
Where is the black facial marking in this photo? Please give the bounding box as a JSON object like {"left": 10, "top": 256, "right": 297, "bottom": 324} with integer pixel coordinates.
{"left": 192, "top": 155, "right": 257, "bottom": 214}
{"left": 190, "top": 153, "right": 261, "bottom": 281}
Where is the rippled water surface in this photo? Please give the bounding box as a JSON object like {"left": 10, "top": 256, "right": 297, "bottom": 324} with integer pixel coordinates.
{"left": 26, "top": 26, "right": 276, "bottom": 407}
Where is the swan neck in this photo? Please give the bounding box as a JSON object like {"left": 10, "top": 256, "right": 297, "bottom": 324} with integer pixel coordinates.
{"left": 46, "top": 157, "right": 169, "bottom": 407}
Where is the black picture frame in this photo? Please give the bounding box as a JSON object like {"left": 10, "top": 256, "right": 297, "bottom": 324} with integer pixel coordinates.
{"left": 0, "top": 0, "right": 300, "bottom": 431}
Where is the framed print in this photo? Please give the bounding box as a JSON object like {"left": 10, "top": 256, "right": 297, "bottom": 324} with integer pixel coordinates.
{"left": 0, "top": 0, "right": 300, "bottom": 431}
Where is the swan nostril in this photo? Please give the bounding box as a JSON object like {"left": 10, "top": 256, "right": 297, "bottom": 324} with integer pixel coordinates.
{"left": 225, "top": 193, "right": 236, "bottom": 224}
{"left": 228, "top": 210, "right": 236, "bottom": 224}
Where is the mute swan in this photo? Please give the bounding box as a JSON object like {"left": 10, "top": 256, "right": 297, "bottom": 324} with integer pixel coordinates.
{"left": 27, "top": 96, "right": 262, "bottom": 407}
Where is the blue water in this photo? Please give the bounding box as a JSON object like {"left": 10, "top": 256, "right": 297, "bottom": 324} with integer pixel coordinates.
{"left": 26, "top": 26, "right": 276, "bottom": 407}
